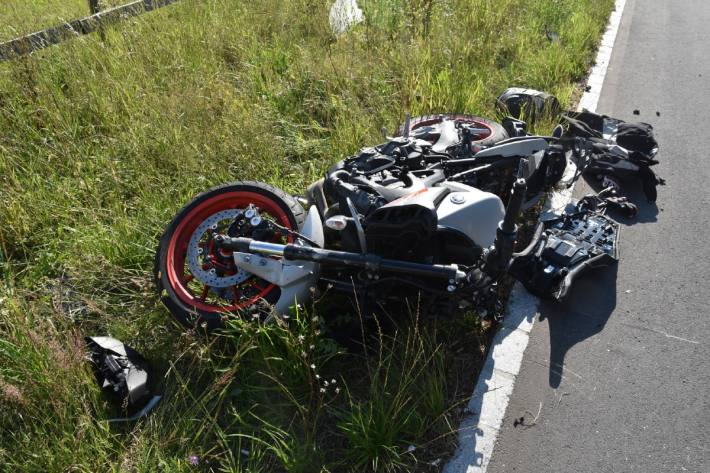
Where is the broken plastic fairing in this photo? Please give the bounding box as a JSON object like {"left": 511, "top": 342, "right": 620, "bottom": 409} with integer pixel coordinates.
{"left": 508, "top": 208, "right": 619, "bottom": 300}
{"left": 85, "top": 336, "right": 159, "bottom": 420}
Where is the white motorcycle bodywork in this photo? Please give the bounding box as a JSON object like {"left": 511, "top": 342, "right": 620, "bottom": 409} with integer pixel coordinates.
{"left": 232, "top": 207, "right": 324, "bottom": 315}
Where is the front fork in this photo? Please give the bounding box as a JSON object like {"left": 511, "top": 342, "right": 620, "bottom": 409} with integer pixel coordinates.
{"left": 214, "top": 236, "right": 468, "bottom": 284}
{"left": 484, "top": 177, "right": 527, "bottom": 277}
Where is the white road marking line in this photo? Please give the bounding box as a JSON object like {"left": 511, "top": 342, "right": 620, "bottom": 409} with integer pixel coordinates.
{"left": 443, "top": 2, "right": 628, "bottom": 471}
{"left": 577, "top": 1, "right": 627, "bottom": 113}
{"left": 620, "top": 322, "right": 700, "bottom": 345}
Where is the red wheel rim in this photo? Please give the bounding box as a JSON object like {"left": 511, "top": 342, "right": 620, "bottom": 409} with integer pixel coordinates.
{"left": 166, "top": 191, "right": 294, "bottom": 314}
{"left": 412, "top": 116, "right": 493, "bottom": 142}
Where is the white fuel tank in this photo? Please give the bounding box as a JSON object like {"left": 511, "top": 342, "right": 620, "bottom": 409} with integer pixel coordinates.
{"left": 436, "top": 182, "right": 505, "bottom": 248}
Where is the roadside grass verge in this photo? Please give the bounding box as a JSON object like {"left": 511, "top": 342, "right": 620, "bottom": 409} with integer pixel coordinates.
{"left": 0, "top": 0, "right": 613, "bottom": 470}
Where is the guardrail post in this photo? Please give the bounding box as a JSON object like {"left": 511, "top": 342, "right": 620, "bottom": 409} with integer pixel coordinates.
{"left": 0, "top": 0, "right": 180, "bottom": 62}
{"left": 89, "top": 0, "right": 101, "bottom": 14}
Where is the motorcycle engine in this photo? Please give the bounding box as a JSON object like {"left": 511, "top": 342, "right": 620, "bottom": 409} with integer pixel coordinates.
{"left": 320, "top": 137, "right": 445, "bottom": 260}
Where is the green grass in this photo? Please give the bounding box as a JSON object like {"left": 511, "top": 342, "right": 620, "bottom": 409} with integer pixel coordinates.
{"left": 0, "top": 0, "right": 613, "bottom": 471}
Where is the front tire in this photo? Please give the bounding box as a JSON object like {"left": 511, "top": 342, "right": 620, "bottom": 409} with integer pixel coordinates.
{"left": 155, "top": 181, "right": 305, "bottom": 330}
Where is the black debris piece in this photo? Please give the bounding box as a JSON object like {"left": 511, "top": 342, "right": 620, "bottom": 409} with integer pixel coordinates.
{"left": 544, "top": 25, "right": 559, "bottom": 42}
{"left": 578, "top": 187, "right": 638, "bottom": 219}
{"left": 85, "top": 336, "right": 157, "bottom": 418}
{"left": 633, "top": 109, "right": 640, "bottom": 115}
{"left": 509, "top": 207, "right": 620, "bottom": 300}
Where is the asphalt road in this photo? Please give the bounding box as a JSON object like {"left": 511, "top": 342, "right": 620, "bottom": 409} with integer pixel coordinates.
{"left": 487, "top": 1, "right": 710, "bottom": 471}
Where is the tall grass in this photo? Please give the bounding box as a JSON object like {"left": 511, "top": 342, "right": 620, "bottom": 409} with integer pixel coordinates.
{"left": 0, "top": 0, "right": 613, "bottom": 470}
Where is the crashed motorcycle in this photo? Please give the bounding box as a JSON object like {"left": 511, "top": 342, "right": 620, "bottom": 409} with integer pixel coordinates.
{"left": 155, "top": 100, "right": 658, "bottom": 329}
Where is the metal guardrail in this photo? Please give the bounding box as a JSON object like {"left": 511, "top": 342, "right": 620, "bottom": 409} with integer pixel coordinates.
{"left": 0, "top": 0, "right": 179, "bottom": 62}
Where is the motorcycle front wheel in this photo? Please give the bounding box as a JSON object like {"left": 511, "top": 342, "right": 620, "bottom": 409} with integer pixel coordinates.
{"left": 154, "top": 181, "right": 305, "bottom": 330}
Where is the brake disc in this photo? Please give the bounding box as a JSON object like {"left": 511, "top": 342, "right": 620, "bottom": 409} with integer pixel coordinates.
{"left": 186, "top": 209, "right": 251, "bottom": 288}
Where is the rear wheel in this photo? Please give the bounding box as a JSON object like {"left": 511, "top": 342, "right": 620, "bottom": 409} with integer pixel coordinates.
{"left": 397, "top": 114, "right": 508, "bottom": 148}
{"left": 155, "top": 181, "right": 305, "bottom": 330}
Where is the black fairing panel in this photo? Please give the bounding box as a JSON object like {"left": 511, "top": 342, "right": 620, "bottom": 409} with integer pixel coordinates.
{"left": 364, "top": 188, "right": 447, "bottom": 262}
{"left": 509, "top": 211, "right": 619, "bottom": 300}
